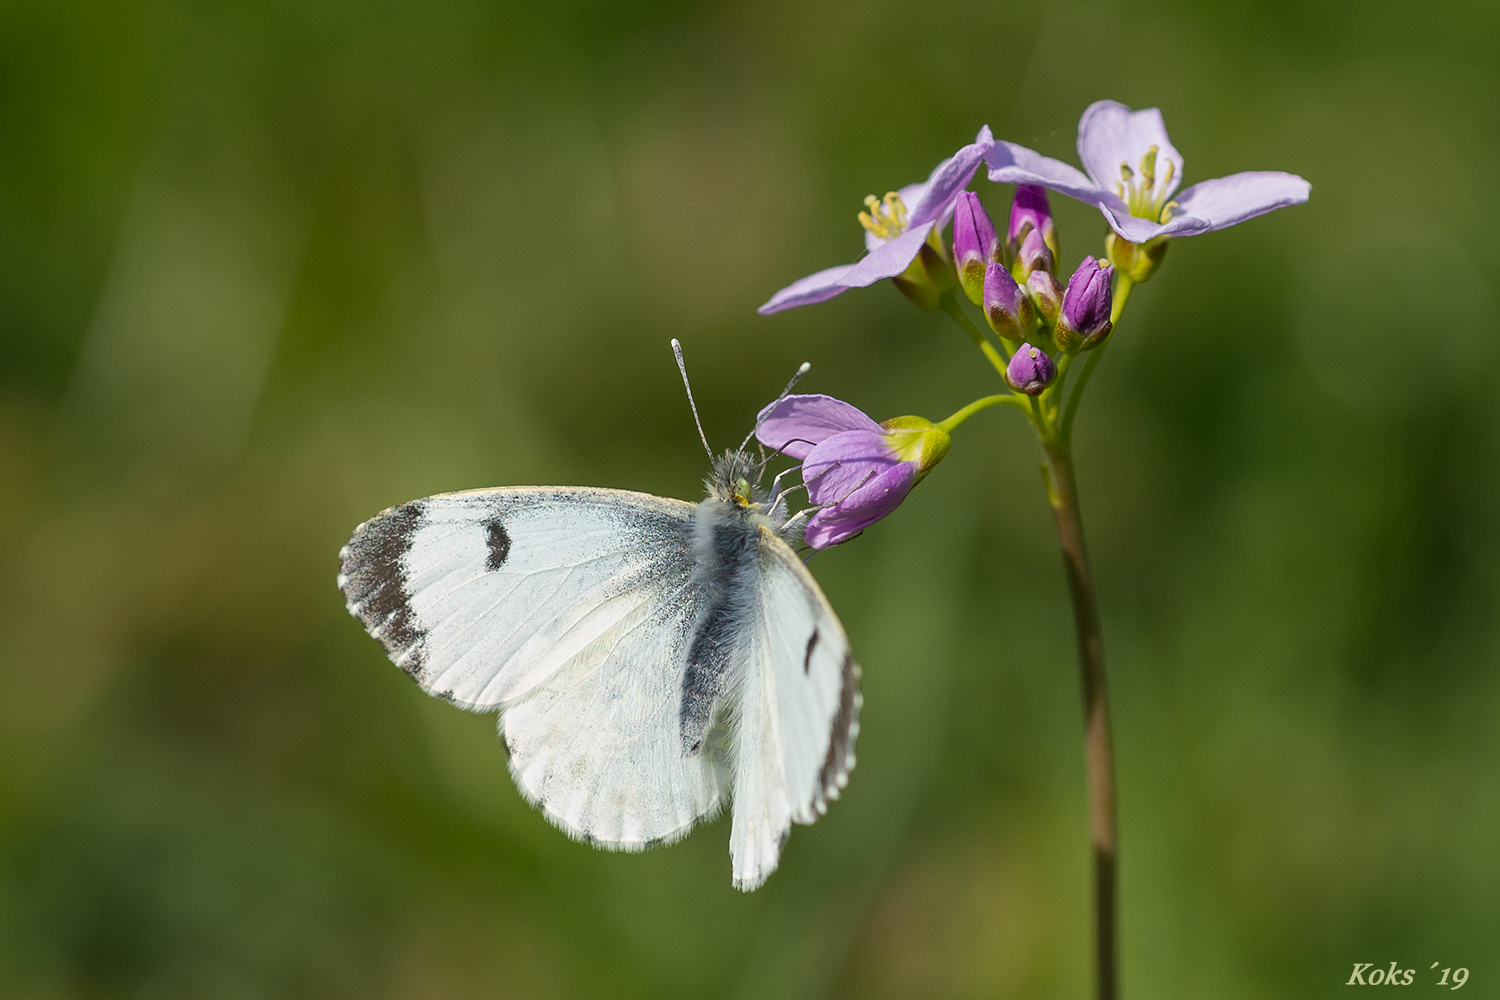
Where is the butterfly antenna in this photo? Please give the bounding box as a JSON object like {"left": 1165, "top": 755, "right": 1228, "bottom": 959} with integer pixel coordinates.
{"left": 739, "top": 360, "right": 811, "bottom": 452}
{"left": 671, "top": 339, "right": 714, "bottom": 461}
{"left": 755, "top": 437, "right": 818, "bottom": 474}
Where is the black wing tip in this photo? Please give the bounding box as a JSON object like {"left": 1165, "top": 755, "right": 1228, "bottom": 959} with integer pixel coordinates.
{"left": 338, "top": 499, "right": 428, "bottom": 675}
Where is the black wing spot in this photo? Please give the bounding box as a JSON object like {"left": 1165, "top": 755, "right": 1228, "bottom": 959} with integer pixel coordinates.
{"left": 803, "top": 628, "right": 819, "bottom": 675}
{"left": 485, "top": 518, "right": 511, "bottom": 571}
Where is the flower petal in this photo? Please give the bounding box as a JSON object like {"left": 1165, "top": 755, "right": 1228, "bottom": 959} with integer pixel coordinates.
{"left": 840, "top": 222, "right": 936, "bottom": 288}
{"left": 861, "top": 127, "right": 992, "bottom": 253}
{"left": 1098, "top": 203, "right": 1212, "bottom": 243}
{"left": 802, "top": 428, "right": 897, "bottom": 504}
{"left": 758, "top": 263, "right": 858, "bottom": 315}
{"left": 1077, "top": 100, "right": 1184, "bottom": 204}
{"left": 906, "top": 125, "right": 995, "bottom": 229}
{"left": 985, "top": 140, "right": 1122, "bottom": 212}
{"left": 756, "top": 395, "right": 882, "bottom": 460}
{"left": 803, "top": 461, "right": 916, "bottom": 549}
{"left": 1171, "top": 171, "right": 1311, "bottom": 232}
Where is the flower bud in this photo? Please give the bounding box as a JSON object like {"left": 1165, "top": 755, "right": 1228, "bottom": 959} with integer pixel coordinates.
{"left": 1055, "top": 256, "right": 1114, "bottom": 352}
{"left": 1026, "top": 268, "right": 1064, "bottom": 329}
{"left": 951, "top": 191, "right": 999, "bottom": 306}
{"left": 1104, "top": 232, "right": 1169, "bottom": 283}
{"left": 983, "top": 260, "right": 1034, "bottom": 340}
{"left": 1005, "top": 342, "right": 1057, "bottom": 395}
{"left": 1014, "top": 227, "right": 1055, "bottom": 279}
{"left": 891, "top": 231, "right": 956, "bottom": 311}
{"left": 880, "top": 415, "right": 951, "bottom": 482}
{"left": 1007, "top": 185, "right": 1059, "bottom": 266}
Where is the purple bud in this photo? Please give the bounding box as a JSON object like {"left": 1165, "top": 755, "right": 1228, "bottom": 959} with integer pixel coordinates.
{"left": 1006, "top": 342, "right": 1057, "bottom": 395}
{"left": 1026, "top": 268, "right": 1064, "bottom": 328}
{"left": 952, "top": 191, "right": 999, "bottom": 305}
{"left": 983, "top": 260, "right": 1033, "bottom": 340}
{"left": 1008, "top": 185, "right": 1059, "bottom": 264}
{"left": 1055, "top": 256, "right": 1115, "bottom": 352}
{"left": 1016, "top": 227, "right": 1054, "bottom": 277}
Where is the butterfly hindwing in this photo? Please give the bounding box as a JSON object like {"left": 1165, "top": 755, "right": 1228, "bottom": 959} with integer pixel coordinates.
{"left": 728, "top": 525, "right": 861, "bottom": 890}
{"left": 339, "top": 487, "right": 726, "bottom": 848}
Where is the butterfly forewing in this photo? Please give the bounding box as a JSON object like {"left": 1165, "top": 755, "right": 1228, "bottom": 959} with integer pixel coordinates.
{"left": 339, "top": 487, "right": 727, "bottom": 848}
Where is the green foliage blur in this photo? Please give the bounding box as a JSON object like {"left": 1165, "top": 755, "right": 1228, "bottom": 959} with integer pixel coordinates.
{"left": 2, "top": 0, "right": 1497, "bottom": 996}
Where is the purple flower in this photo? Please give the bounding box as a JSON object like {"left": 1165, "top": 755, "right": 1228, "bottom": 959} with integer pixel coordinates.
{"left": 1055, "top": 256, "right": 1114, "bottom": 352}
{"left": 952, "top": 191, "right": 999, "bottom": 304}
{"left": 758, "top": 127, "right": 995, "bottom": 315}
{"left": 755, "top": 394, "right": 950, "bottom": 549}
{"left": 983, "top": 260, "right": 1033, "bottom": 340}
{"left": 986, "top": 100, "right": 1310, "bottom": 245}
{"left": 1006, "top": 343, "right": 1057, "bottom": 395}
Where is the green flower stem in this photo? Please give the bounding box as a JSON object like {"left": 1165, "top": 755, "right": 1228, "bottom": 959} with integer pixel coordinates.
{"left": 940, "top": 292, "right": 1010, "bottom": 377}
{"left": 1042, "top": 352, "right": 1076, "bottom": 426}
{"left": 1059, "top": 275, "right": 1133, "bottom": 441}
{"left": 941, "top": 261, "right": 1140, "bottom": 1000}
{"left": 942, "top": 259, "right": 1138, "bottom": 1000}
{"left": 1040, "top": 436, "right": 1118, "bottom": 1000}
{"left": 1110, "top": 274, "right": 1136, "bottom": 327}
{"left": 936, "top": 393, "right": 1028, "bottom": 433}
{"left": 1042, "top": 269, "right": 1133, "bottom": 1000}
{"left": 1060, "top": 342, "right": 1108, "bottom": 440}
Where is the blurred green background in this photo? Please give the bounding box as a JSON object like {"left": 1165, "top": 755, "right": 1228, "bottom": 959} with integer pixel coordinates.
{"left": 1, "top": 0, "right": 1497, "bottom": 997}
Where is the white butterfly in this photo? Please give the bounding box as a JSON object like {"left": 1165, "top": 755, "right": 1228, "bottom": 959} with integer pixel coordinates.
{"left": 337, "top": 345, "right": 860, "bottom": 890}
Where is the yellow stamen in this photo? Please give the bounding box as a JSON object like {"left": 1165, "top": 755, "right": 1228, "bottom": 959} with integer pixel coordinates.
{"left": 1140, "top": 145, "right": 1158, "bottom": 189}
{"left": 858, "top": 191, "right": 910, "bottom": 242}
{"left": 1117, "top": 147, "right": 1180, "bottom": 222}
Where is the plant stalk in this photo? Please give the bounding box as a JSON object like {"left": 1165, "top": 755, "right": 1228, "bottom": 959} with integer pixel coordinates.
{"left": 1041, "top": 437, "right": 1118, "bottom": 1000}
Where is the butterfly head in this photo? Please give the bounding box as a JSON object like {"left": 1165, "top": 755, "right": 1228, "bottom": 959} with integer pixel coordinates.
{"left": 707, "top": 449, "right": 766, "bottom": 509}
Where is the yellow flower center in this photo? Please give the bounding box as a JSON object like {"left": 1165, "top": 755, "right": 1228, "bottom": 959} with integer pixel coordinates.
{"left": 858, "top": 191, "right": 910, "bottom": 242}
{"left": 1114, "top": 145, "right": 1180, "bottom": 223}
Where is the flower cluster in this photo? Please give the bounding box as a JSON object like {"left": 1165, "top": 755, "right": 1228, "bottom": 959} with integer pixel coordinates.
{"left": 755, "top": 100, "right": 1309, "bottom": 549}
{"left": 969, "top": 183, "right": 1115, "bottom": 358}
